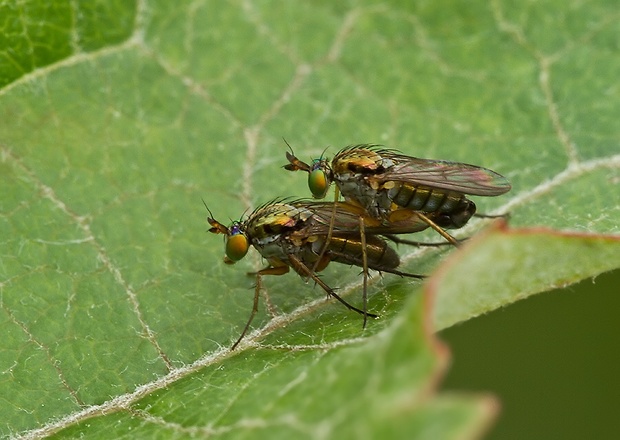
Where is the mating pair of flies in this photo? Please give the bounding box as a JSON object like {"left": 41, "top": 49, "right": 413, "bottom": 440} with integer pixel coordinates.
{"left": 207, "top": 144, "right": 511, "bottom": 349}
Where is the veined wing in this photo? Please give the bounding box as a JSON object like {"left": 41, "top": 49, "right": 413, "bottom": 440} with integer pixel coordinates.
{"left": 375, "top": 152, "right": 512, "bottom": 196}
{"left": 292, "top": 201, "right": 431, "bottom": 236}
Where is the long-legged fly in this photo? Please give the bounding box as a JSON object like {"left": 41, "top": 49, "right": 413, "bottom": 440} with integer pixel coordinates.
{"left": 284, "top": 143, "right": 511, "bottom": 246}
{"left": 206, "top": 199, "right": 432, "bottom": 349}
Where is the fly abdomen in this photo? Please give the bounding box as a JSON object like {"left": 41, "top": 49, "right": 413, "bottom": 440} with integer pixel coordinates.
{"left": 326, "top": 235, "right": 400, "bottom": 271}
{"left": 430, "top": 199, "right": 477, "bottom": 229}
{"left": 387, "top": 182, "right": 468, "bottom": 214}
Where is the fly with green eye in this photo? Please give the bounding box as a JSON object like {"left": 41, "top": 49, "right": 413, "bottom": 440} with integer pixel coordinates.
{"left": 284, "top": 143, "right": 512, "bottom": 246}
{"left": 205, "top": 199, "right": 431, "bottom": 349}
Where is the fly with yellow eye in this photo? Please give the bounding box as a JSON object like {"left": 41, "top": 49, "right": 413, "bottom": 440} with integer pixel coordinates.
{"left": 284, "top": 143, "right": 512, "bottom": 246}
{"left": 205, "top": 199, "right": 434, "bottom": 349}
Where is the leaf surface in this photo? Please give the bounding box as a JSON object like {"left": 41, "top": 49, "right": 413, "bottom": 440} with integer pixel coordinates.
{"left": 1, "top": 1, "right": 618, "bottom": 438}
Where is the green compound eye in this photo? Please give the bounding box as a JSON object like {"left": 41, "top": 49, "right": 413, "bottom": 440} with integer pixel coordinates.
{"left": 308, "top": 168, "right": 329, "bottom": 199}
{"left": 225, "top": 227, "right": 249, "bottom": 262}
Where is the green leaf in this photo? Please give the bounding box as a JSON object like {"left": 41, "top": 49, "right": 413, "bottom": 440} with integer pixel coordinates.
{"left": 1, "top": 0, "right": 618, "bottom": 438}
{"left": 432, "top": 222, "right": 620, "bottom": 331}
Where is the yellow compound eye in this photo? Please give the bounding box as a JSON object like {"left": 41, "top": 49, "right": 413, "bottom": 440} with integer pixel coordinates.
{"left": 308, "top": 169, "right": 329, "bottom": 199}
{"left": 225, "top": 233, "right": 249, "bottom": 262}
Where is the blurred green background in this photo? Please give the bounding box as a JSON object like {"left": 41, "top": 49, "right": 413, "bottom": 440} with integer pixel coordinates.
{"left": 442, "top": 268, "right": 620, "bottom": 439}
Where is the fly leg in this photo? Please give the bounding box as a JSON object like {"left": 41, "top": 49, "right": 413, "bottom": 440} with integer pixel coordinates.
{"left": 416, "top": 212, "right": 460, "bottom": 247}
{"left": 383, "top": 234, "right": 457, "bottom": 247}
{"left": 307, "top": 187, "right": 341, "bottom": 278}
{"left": 374, "top": 267, "right": 426, "bottom": 279}
{"left": 231, "top": 265, "right": 289, "bottom": 350}
{"left": 288, "top": 254, "right": 378, "bottom": 319}
{"left": 326, "top": 250, "right": 427, "bottom": 279}
{"left": 359, "top": 215, "right": 370, "bottom": 328}
{"left": 474, "top": 212, "right": 510, "bottom": 220}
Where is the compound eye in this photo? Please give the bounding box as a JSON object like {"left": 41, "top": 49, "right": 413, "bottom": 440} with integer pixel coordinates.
{"left": 225, "top": 233, "right": 249, "bottom": 262}
{"left": 308, "top": 169, "right": 329, "bottom": 199}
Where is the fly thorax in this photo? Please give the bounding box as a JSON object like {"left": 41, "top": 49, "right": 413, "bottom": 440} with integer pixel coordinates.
{"left": 257, "top": 235, "right": 306, "bottom": 261}
{"left": 252, "top": 233, "right": 279, "bottom": 246}
{"left": 253, "top": 238, "right": 286, "bottom": 259}
{"left": 336, "top": 175, "right": 379, "bottom": 216}
{"left": 375, "top": 191, "right": 394, "bottom": 219}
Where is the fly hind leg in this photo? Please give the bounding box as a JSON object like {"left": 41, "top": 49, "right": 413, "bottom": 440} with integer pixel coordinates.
{"left": 287, "top": 254, "right": 379, "bottom": 319}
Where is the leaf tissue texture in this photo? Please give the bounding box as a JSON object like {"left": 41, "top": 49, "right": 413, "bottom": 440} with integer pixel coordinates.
{"left": 1, "top": 1, "right": 618, "bottom": 438}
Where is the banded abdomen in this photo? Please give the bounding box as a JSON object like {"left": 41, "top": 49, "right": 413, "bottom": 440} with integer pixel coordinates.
{"left": 321, "top": 234, "right": 400, "bottom": 272}
{"left": 385, "top": 182, "right": 476, "bottom": 229}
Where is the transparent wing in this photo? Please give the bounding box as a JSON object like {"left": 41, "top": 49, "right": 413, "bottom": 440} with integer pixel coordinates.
{"left": 294, "top": 201, "right": 431, "bottom": 236}
{"left": 335, "top": 145, "right": 511, "bottom": 196}
{"left": 376, "top": 152, "right": 512, "bottom": 196}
